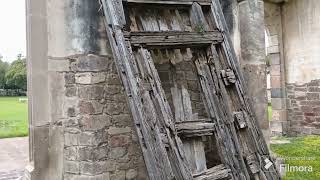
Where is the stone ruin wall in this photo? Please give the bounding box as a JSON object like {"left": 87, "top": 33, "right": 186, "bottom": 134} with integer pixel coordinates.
{"left": 49, "top": 54, "right": 148, "bottom": 179}
{"left": 282, "top": 0, "right": 320, "bottom": 135}
{"left": 265, "top": 0, "right": 320, "bottom": 136}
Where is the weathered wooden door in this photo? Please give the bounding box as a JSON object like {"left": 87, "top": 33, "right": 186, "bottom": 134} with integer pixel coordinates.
{"left": 101, "top": 0, "right": 281, "bottom": 179}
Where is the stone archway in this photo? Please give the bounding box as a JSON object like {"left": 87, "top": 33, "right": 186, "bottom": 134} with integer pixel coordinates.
{"left": 264, "top": 1, "right": 287, "bottom": 136}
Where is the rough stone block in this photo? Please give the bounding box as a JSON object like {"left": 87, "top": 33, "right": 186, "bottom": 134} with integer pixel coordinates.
{"left": 65, "top": 85, "right": 77, "bottom": 97}
{"left": 65, "top": 73, "right": 75, "bottom": 84}
{"left": 78, "top": 85, "right": 104, "bottom": 100}
{"left": 109, "top": 147, "right": 127, "bottom": 159}
{"left": 78, "top": 146, "right": 108, "bottom": 161}
{"left": 106, "top": 74, "right": 122, "bottom": 85}
{"left": 104, "top": 85, "right": 122, "bottom": 95}
{"left": 79, "top": 100, "right": 104, "bottom": 115}
{"left": 63, "top": 97, "right": 79, "bottom": 118}
{"left": 271, "top": 88, "right": 282, "bottom": 98}
{"left": 110, "top": 171, "right": 125, "bottom": 180}
{"left": 307, "top": 93, "right": 320, "bottom": 100}
{"left": 75, "top": 72, "right": 106, "bottom": 84}
{"left": 64, "top": 147, "right": 79, "bottom": 161}
{"left": 110, "top": 135, "right": 131, "bottom": 147}
{"left": 271, "top": 76, "right": 281, "bottom": 88}
{"left": 64, "top": 161, "right": 80, "bottom": 174}
{"left": 270, "top": 64, "right": 281, "bottom": 76}
{"left": 108, "top": 127, "right": 131, "bottom": 135}
{"left": 79, "top": 161, "right": 106, "bottom": 175}
{"left": 126, "top": 169, "right": 138, "bottom": 180}
{"left": 80, "top": 115, "right": 112, "bottom": 131}
{"left": 301, "top": 106, "right": 313, "bottom": 113}
{"left": 308, "top": 87, "right": 320, "bottom": 92}
{"left": 271, "top": 98, "right": 284, "bottom": 110}
{"left": 112, "top": 114, "right": 132, "bottom": 127}
{"left": 294, "top": 91, "right": 306, "bottom": 98}
{"left": 71, "top": 54, "right": 110, "bottom": 72}
{"left": 272, "top": 110, "right": 287, "bottom": 121}
{"left": 105, "top": 103, "right": 125, "bottom": 115}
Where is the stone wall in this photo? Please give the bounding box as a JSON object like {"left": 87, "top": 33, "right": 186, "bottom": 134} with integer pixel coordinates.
{"left": 27, "top": 0, "right": 148, "bottom": 179}
{"left": 286, "top": 80, "right": 320, "bottom": 135}
{"left": 282, "top": 0, "right": 320, "bottom": 135}
{"left": 48, "top": 54, "right": 147, "bottom": 180}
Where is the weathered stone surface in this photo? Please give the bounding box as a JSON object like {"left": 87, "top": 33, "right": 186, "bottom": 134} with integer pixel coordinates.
{"left": 126, "top": 169, "right": 138, "bottom": 180}
{"left": 110, "top": 171, "right": 125, "bottom": 180}
{"left": 78, "top": 85, "right": 104, "bottom": 100}
{"left": 108, "top": 127, "right": 131, "bottom": 135}
{"left": 64, "top": 161, "right": 80, "bottom": 174}
{"left": 79, "top": 100, "right": 104, "bottom": 115}
{"left": 110, "top": 135, "right": 131, "bottom": 147}
{"left": 109, "top": 147, "right": 127, "bottom": 159}
{"left": 75, "top": 72, "right": 106, "bottom": 85}
{"left": 79, "top": 115, "right": 112, "bottom": 131}
{"left": 71, "top": 55, "right": 111, "bottom": 72}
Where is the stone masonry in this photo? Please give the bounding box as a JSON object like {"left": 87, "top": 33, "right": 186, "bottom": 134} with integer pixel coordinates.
{"left": 286, "top": 80, "right": 320, "bottom": 135}
{"left": 48, "top": 54, "right": 148, "bottom": 180}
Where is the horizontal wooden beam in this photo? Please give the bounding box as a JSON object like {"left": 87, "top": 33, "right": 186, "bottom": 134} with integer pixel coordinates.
{"left": 123, "top": 0, "right": 211, "bottom": 5}
{"left": 127, "top": 31, "right": 223, "bottom": 48}
{"left": 176, "top": 120, "right": 215, "bottom": 137}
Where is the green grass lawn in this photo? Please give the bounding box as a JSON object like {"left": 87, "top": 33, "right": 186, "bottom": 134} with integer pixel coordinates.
{"left": 271, "top": 136, "right": 320, "bottom": 180}
{"left": 0, "top": 96, "right": 28, "bottom": 138}
{"left": 268, "top": 104, "right": 272, "bottom": 121}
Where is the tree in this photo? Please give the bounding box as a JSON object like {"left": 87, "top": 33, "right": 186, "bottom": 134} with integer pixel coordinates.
{"left": 5, "top": 58, "right": 27, "bottom": 90}
{"left": 0, "top": 57, "right": 9, "bottom": 89}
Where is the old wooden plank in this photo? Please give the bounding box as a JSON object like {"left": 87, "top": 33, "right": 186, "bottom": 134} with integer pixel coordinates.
{"left": 190, "top": 2, "right": 209, "bottom": 32}
{"left": 128, "top": 31, "right": 223, "bottom": 48}
{"left": 176, "top": 121, "right": 215, "bottom": 137}
{"left": 138, "top": 48, "right": 194, "bottom": 179}
{"left": 193, "top": 164, "right": 231, "bottom": 180}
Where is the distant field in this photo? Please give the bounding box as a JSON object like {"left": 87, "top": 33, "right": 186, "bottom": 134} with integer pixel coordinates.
{"left": 0, "top": 97, "right": 28, "bottom": 138}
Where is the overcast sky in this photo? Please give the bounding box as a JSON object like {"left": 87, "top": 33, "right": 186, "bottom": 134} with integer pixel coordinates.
{"left": 0, "top": 0, "right": 26, "bottom": 63}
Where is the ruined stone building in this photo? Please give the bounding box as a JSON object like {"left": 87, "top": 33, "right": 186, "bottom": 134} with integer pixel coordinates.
{"left": 25, "top": 0, "right": 319, "bottom": 179}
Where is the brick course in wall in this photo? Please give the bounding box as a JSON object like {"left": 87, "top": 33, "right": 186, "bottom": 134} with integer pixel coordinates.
{"left": 286, "top": 80, "right": 320, "bottom": 135}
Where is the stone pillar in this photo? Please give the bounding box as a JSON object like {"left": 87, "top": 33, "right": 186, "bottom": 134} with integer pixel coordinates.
{"left": 26, "top": 0, "right": 49, "bottom": 179}
{"left": 238, "top": 0, "right": 270, "bottom": 141}
{"left": 264, "top": 2, "right": 287, "bottom": 136}
{"left": 26, "top": 0, "right": 147, "bottom": 179}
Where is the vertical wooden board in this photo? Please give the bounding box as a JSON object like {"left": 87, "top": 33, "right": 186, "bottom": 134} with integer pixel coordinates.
{"left": 171, "top": 87, "right": 184, "bottom": 122}
{"left": 181, "top": 86, "right": 193, "bottom": 121}
{"left": 190, "top": 2, "right": 209, "bottom": 31}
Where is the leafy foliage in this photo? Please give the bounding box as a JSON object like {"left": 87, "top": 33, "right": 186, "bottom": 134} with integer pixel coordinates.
{"left": 0, "top": 58, "right": 9, "bottom": 89}
{"left": 0, "top": 54, "right": 27, "bottom": 90}
{"left": 5, "top": 58, "right": 27, "bottom": 90}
